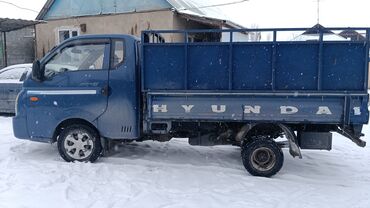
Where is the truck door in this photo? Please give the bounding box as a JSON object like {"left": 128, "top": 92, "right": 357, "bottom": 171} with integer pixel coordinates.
{"left": 97, "top": 38, "right": 140, "bottom": 139}
{"left": 26, "top": 39, "right": 110, "bottom": 139}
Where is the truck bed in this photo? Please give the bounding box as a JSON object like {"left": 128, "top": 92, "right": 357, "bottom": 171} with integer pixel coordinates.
{"left": 142, "top": 28, "right": 369, "bottom": 125}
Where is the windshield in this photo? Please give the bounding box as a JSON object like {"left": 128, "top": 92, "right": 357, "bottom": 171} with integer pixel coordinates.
{"left": 44, "top": 43, "right": 106, "bottom": 78}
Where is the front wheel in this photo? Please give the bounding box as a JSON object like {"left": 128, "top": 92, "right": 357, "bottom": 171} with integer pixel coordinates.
{"left": 57, "top": 124, "right": 102, "bottom": 162}
{"left": 241, "top": 138, "right": 284, "bottom": 177}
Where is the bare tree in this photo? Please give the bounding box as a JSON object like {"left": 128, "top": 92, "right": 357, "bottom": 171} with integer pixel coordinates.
{"left": 248, "top": 24, "right": 261, "bottom": 41}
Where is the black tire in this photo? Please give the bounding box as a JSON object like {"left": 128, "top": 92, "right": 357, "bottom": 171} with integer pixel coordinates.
{"left": 57, "top": 124, "right": 102, "bottom": 162}
{"left": 241, "top": 138, "right": 284, "bottom": 177}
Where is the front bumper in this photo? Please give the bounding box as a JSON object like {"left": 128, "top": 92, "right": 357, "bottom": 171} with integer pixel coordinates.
{"left": 12, "top": 115, "right": 29, "bottom": 140}
{"left": 13, "top": 115, "right": 51, "bottom": 143}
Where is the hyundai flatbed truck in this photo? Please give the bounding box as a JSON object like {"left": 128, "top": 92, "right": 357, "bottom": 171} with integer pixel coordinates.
{"left": 13, "top": 28, "right": 369, "bottom": 177}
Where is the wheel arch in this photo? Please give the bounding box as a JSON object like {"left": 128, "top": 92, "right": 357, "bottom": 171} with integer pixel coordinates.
{"left": 52, "top": 118, "right": 99, "bottom": 143}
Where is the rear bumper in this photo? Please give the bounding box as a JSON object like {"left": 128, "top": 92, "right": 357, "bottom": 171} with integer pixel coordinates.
{"left": 12, "top": 115, "right": 29, "bottom": 140}
{"left": 0, "top": 102, "right": 16, "bottom": 114}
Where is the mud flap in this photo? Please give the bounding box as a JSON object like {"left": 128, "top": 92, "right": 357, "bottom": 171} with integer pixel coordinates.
{"left": 336, "top": 126, "right": 366, "bottom": 147}
{"left": 278, "top": 124, "right": 302, "bottom": 159}
{"left": 236, "top": 123, "right": 302, "bottom": 159}
{"left": 235, "top": 123, "right": 256, "bottom": 142}
{"left": 100, "top": 137, "right": 114, "bottom": 157}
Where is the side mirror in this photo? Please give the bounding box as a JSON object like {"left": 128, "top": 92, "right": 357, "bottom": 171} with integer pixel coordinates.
{"left": 32, "top": 60, "right": 44, "bottom": 82}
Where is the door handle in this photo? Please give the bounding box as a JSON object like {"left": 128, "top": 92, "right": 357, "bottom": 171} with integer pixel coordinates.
{"left": 101, "top": 86, "right": 110, "bottom": 96}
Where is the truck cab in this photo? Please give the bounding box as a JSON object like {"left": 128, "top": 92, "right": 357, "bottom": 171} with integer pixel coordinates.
{"left": 14, "top": 35, "right": 141, "bottom": 145}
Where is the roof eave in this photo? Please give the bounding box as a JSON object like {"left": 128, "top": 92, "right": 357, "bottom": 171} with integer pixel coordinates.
{"left": 36, "top": 0, "right": 55, "bottom": 20}
{"left": 176, "top": 11, "right": 245, "bottom": 29}
{"left": 0, "top": 18, "right": 42, "bottom": 32}
{"left": 223, "top": 20, "right": 245, "bottom": 30}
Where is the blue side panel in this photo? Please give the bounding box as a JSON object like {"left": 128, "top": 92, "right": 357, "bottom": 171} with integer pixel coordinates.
{"left": 275, "top": 43, "right": 319, "bottom": 90}
{"left": 188, "top": 45, "right": 229, "bottom": 90}
{"left": 142, "top": 29, "right": 369, "bottom": 99}
{"left": 144, "top": 45, "right": 185, "bottom": 90}
{"left": 43, "top": 0, "right": 171, "bottom": 20}
{"left": 232, "top": 44, "right": 272, "bottom": 90}
{"left": 147, "top": 94, "right": 369, "bottom": 125}
{"left": 149, "top": 95, "right": 344, "bottom": 123}
{"left": 349, "top": 95, "right": 369, "bottom": 124}
{"left": 143, "top": 41, "right": 368, "bottom": 92}
{"left": 322, "top": 43, "right": 366, "bottom": 90}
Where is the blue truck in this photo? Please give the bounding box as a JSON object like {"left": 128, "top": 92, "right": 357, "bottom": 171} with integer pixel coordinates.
{"left": 13, "top": 28, "right": 369, "bottom": 177}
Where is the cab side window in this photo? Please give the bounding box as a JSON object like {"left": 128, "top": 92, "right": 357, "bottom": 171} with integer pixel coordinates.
{"left": 111, "top": 40, "right": 125, "bottom": 68}
{"left": 44, "top": 43, "right": 108, "bottom": 78}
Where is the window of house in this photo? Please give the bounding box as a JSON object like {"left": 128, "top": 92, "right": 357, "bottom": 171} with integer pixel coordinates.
{"left": 143, "top": 33, "right": 165, "bottom": 43}
{"left": 58, "top": 28, "right": 80, "bottom": 44}
{"left": 111, "top": 40, "right": 125, "bottom": 68}
{"left": 44, "top": 43, "right": 107, "bottom": 78}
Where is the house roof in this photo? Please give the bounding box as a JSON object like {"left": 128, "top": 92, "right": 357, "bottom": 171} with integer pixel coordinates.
{"left": 293, "top": 24, "right": 347, "bottom": 41}
{"left": 339, "top": 30, "right": 366, "bottom": 41}
{"left": 302, "top": 24, "right": 334, "bottom": 35}
{"left": 176, "top": 12, "right": 244, "bottom": 29}
{"left": 36, "top": 0, "right": 172, "bottom": 20}
{"left": 0, "top": 18, "right": 40, "bottom": 32}
{"left": 36, "top": 0, "right": 55, "bottom": 21}
{"left": 168, "top": 0, "right": 244, "bottom": 29}
{"left": 167, "top": 0, "right": 229, "bottom": 20}
{"left": 36, "top": 0, "right": 244, "bottom": 29}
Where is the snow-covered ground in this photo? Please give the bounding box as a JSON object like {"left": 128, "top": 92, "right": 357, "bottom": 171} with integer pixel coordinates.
{"left": 0, "top": 116, "right": 370, "bottom": 208}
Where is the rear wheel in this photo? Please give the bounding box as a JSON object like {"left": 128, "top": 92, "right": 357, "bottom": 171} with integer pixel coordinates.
{"left": 241, "top": 138, "right": 284, "bottom": 177}
{"left": 57, "top": 124, "right": 102, "bottom": 162}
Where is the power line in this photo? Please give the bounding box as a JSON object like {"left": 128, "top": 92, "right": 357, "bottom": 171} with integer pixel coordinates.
{"left": 179, "top": 0, "right": 249, "bottom": 11}
{"left": 0, "top": 0, "right": 38, "bottom": 13}
{"left": 0, "top": 0, "right": 249, "bottom": 14}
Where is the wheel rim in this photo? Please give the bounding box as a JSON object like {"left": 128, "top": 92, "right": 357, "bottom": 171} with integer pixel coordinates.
{"left": 250, "top": 147, "right": 276, "bottom": 172}
{"left": 64, "top": 130, "right": 94, "bottom": 160}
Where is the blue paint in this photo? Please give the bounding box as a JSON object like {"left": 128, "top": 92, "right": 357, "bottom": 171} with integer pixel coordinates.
{"left": 150, "top": 95, "right": 343, "bottom": 122}
{"left": 97, "top": 38, "right": 140, "bottom": 139}
{"left": 144, "top": 45, "right": 185, "bottom": 90}
{"left": 275, "top": 43, "right": 319, "bottom": 90}
{"left": 232, "top": 44, "right": 272, "bottom": 90}
{"left": 322, "top": 43, "right": 366, "bottom": 90}
{"left": 148, "top": 94, "right": 368, "bottom": 125}
{"left": 14, "top": 34, "right": 140, "bottom": 141}
{"left": 142, "top": 28, "right": 369, "bottom": 128}
{"left": 187, "top": 45, "right": 230, "bottom": 90}
{"left": 143, "top": 41, "right": 367, "bottom": 92}
{"left": 43, "top": 0, "right": 171, "bottom": 20}
{"left": 12, "top": 28, "right": 370, "bottom": 145}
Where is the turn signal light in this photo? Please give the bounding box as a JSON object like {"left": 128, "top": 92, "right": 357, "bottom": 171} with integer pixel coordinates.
{"left": 30, "top": 97, "right": 39, "bottom": 102}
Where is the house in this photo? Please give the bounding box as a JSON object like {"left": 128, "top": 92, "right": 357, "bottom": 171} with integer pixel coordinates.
{"left": 339, "top": 30, "right": 366, "bottom": 41}
{"left": 35, "top": 0, "right": 247, "bottom": 58}
{"left": 293, "top": 24, "right": 347, "bottom": 41}
{"left": 0, "top": 18, "right": 39, "bottom": 68}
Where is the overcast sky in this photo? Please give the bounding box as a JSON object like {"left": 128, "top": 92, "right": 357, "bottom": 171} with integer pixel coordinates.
{"left": 0, "top": 0, "right": 369, "bottom": 28}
